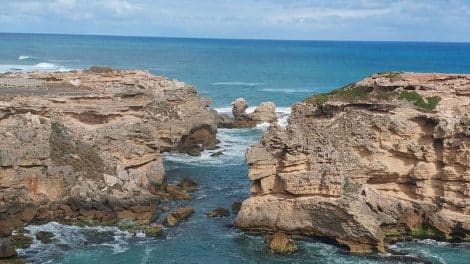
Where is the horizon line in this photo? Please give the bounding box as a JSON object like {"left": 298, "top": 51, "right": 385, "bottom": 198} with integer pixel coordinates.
{"left": 1, "top": 31, "right": 470, "bottom": 44}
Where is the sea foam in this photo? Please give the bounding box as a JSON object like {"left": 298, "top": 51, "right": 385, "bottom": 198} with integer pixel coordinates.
{"left": 0, "top": 62, "right": 71, "bottom": 73}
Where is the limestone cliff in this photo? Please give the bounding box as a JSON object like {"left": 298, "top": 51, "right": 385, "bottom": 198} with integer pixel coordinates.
{"left": 0, "top": 68, "right": 217, "bottom": 237}
{"left": 235, "top": 73, "right": 470, "bottom": 253}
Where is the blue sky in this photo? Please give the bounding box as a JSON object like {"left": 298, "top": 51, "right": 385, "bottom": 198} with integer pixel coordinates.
{"left": 1, "top": 0, "right": 470, "bottom": 42}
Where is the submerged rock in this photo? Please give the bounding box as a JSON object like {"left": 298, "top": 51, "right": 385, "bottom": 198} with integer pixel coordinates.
{"left": 165, "top": 206, "right": 195, "bottom": 227}
{"left": 177, "top": 178, "right": 198, "bottom": 191}
{"left": 84, "top": 230, "right": 115, "bottom": 245}
{"left": 166, "top": 184, "right": 192, "bottom": 200}
{"left": 266, "top": 233, "right": 298, "bottom": 255}
{"left": 210, "top": 151, "right": 224, "bottom": 157}
{"left": 35, "top": 231, "right": 54, "bottom": 244}
{"left": 173, "top": 207, "right": 195, "bottom": 221}
{"left": 206, "top": 208, "right": 230, "bottom": 218}
{"left": 143, "top": 224, "right": 163, "bottom": 237}
{"left": 236, "top": 73, "right": 470, "bottom": 253}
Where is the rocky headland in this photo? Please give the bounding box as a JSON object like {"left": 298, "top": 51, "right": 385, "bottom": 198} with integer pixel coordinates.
{"left": 235, "top": 72, "right": 470, "bottom": 253}
{"left": 0, "top": 67, "right": 218, "bottom": 258}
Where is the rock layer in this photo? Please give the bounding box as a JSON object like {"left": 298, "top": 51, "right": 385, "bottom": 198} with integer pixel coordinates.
{"left": 0, "top": 68, "right": 217, "bottom": 240}
{"left": 236, "top": 73, "right": 470, "bottom": 253}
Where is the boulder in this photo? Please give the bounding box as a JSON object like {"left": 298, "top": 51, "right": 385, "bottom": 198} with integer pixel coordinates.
{"left": 173, "top": 207, "right": 195, "bottom": 221}
{"left": 266, "top": 233, "right": 298, "bottom": 255}
{"left": 0, "top": 239, "right": 16, "bottom": 259}
{"left": 143, "top": 224, "right": 163, "bottom": 237}
{"left": 35, "top": 231, "right": 54, "bottom": 244}
{"left": 177, "top": 178, "right": 198, "bottom": 191}
{"left": 206, "top": 208, "right": 230, "bottom": 218}
{"left": 232, "top": 98, "right": 249, "bottom": 119}
{"left": 165, "top": 215, "right": 178, "bottom": 227}
{"left": 11, "top": 233, "right": 33, "bottom": 249}
{"left": 251, "top": 102, "right": 277, "bottom": 123}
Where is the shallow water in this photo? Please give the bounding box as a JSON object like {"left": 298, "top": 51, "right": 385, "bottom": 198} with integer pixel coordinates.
{"left": 18, "top": 127, "right": 470, "bottom": 264}
{"left": 1, "top": 33, "right": 470, "bottom": 263}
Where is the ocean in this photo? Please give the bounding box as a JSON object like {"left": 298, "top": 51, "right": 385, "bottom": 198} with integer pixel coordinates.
{"left": 1, "top": 33, "right": 470, "bottom": 264}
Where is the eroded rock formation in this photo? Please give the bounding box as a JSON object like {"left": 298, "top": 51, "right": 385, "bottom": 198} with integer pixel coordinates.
{"left": 0, "top": 68, "right": 217, "bottom": 241}
{"left": 236, "top": 73, "right": 470, "bottom": 253}
{"left": 218, "top": 98, "right": 277, "bottom": 128}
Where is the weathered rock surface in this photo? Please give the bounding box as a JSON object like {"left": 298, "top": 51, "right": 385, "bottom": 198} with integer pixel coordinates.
{"left": 266, "top": 232, "right": 298, "bottom": 254}
{"left": 218, "top": 98, "right": 277, "bottom": 128}
{"left": 236, "top": 73, "right": 470, "bottom": 253}
{"left": 0, "top": 68, "right": 218, "bottom": 242}
{"left": 206, "top": 207, "right": 230, "bottom": 218}
{"left": 251, "top": 102, "right": 277, "bottom": 123}
{"left": 165, "top": 206, "right": 194, "bottom": 226}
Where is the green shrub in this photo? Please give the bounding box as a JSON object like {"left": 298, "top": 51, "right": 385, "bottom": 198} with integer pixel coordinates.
{"left": 377, "top": 72, "right": 401, "bottom": 79}
{"left": 410, "top": 225, "right": 445, "bottom": 240}
{"left": 335, "top": 85, "right": 373, "bottom": 101}
{"left": 307, "top": 94, "right": 329, "bottom": 105}
{"left": 343, "top": 178, "right": 361, "bottom": 196}
{"left": 384, "top": 229, "right": 402, "bottom": 237}
{"left": 399, "top": 91, "right": 441, "bottom": 110}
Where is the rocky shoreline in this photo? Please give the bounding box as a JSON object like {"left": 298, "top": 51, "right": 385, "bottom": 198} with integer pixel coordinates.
{"left": 1, "top": 69, "right": 469, "bottom": 260}
{"left": 0, "top": 67, "right": 218, "bottom": 260}
{"left": 235, "top": 72, "right": 470, "bottom": 253}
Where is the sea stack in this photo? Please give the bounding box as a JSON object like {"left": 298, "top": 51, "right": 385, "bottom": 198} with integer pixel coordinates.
{"left": 235, "top": 72, "right": 470, "bottom": 253}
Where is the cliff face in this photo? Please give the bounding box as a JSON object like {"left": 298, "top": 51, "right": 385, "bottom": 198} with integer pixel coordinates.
{"left": 0, "top": 68, "right": 217, "bottom": 236}
{"left": 235, "top": 73, "right": 470, "bottom": 253}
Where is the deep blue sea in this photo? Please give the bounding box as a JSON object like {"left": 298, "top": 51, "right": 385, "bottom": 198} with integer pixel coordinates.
{"left": 1, "top": 33, "right": 470, "bottom": 264}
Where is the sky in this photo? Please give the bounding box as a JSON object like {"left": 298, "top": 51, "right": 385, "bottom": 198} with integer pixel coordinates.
{"left": 0, "top": 0, "right": 470, "bottom": 42}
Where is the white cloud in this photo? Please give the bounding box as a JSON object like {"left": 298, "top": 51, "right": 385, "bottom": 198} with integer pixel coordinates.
{"left": 101, "top": 0, "right": 141, "bottom": 17}
{"left": 0, "top": 0, "right": 469, "bottom": 41}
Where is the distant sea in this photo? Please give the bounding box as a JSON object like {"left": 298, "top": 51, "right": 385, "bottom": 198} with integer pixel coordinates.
{"left": 1, "top": 33, "right": 469, "bottom": 264}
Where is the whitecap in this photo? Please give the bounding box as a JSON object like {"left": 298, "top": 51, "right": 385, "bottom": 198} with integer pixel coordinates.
{"left": 0, "top": 63, "right": 72, "bottom": 73}
{"left": 18, "top": 55, "right": 37, "bottom": 60}
{"left": 33, "top": 62, "right": 59, "bottom": 69}
{"left": 212, "top": 82, "right": 264, "bottom": 86}
{"left": 260, "top": 88, "right": 311, "bottom": 94}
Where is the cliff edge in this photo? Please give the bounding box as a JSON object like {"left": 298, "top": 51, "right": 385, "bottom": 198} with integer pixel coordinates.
{"left": 0, "top": 68, "right": 218, "bottom": 240}
{"left": 235, "top": 72, "right": 470, "bottom": 253}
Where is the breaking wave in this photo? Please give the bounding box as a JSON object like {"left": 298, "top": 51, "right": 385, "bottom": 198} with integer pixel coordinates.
{"left": 18, "top": 55, "right": 38, "bottom": 60}
{"left": 260, "top": 88, "right": 311, "bottom": 94}
{"left": 212, "top": 82, "right": 264, "bottom": 86}
{"left": 0, "top": 62, "right": 71, "bottom": 73}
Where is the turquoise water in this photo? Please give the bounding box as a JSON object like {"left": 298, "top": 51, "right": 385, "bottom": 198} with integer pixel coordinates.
{"left": 1, "top": 33, "right": 470, "bottom": 263}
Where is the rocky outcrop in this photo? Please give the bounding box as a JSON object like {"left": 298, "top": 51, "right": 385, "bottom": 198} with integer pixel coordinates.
{"left": 266, "top": 232, "right": 298, "bottom": 254}
{"left": 218, "top": 98, "right": 277, "bottom": 128}
{"left": 0, "top": 68, "right": 217, "bottom": 244}
{"left": 236, "top": 73, "right": 470, "bottom": 253}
